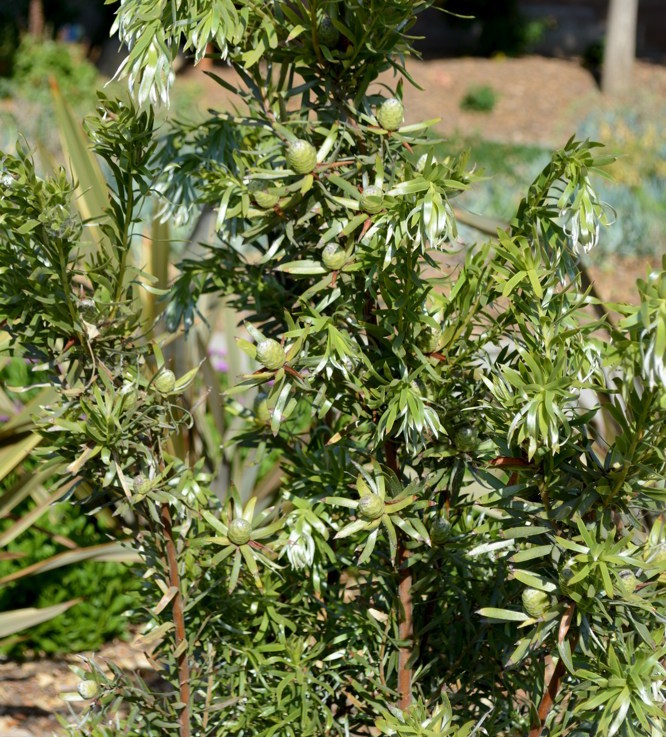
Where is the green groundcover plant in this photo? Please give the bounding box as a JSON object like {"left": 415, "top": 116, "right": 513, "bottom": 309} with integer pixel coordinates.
{"left": 0, "top": 2, "right": 665, "bottom": 737}
{"left": 0, "top": 499, "right": 140, "bottom": 656}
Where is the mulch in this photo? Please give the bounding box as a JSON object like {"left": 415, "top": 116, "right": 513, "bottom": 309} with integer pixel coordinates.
{"left": 0, "top": 638, "right": 154, "bottom": 737}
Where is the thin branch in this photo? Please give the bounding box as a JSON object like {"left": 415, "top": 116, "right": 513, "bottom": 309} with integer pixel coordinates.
{"left": 386, "top": 440, "right": 413, "bottom": 711}
{"left": 160, "top": 503, "right": 191, "bottom": 737}
{"left": 528, "top": 603, "right": 577, "bottom": 737}
{"left": 397, "top": 541, "right": 413, "bottom": 711}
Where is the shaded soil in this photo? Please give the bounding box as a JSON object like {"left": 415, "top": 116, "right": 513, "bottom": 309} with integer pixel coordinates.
{"left": 0, "top": 637, "right": 154, "bottom": 737}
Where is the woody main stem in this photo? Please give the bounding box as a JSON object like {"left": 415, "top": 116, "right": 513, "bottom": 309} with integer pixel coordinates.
{"left": 160, "top": 503, "right": 191, "bottom": 737}
{"left": 386, "top": 440, "right": 413, "bottom": 710}
{"left": 397, "top": 542, "right": 413, "bottom": 710}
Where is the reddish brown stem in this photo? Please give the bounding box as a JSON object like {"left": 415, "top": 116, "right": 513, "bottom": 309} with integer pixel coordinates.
{"left": 397, "top": 542, "right": 413, "bottom": 710}
{"left": 317, "top": 159, "right": 356, "bottom": 171}
{"left": 160, "top": 503, "right": 191, "bottom": 737}
{"left": 359, "top": 217, "right": 372, "bottom": 240}
{"left": 386, "top": 440, "right": 413, "bottom": 710}
{"left": 284, "top": 364, "right": 306, "bottom": 381}
{"left": 528, "top": 604, "right": 577, "bottom": 737}
{"left": 489, "top": 456, "right": 533, "bottom": 469}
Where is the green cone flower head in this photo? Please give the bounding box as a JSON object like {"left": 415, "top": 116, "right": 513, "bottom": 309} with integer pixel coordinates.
{"left": 256, "top": 338, "right": 286, "bottom": 370}
{"left": 418, "top": 325, "right": 443, "bottom": 354}
{"left": 430, "top": 516, "right": 451, "bottom": 546}
{"left": 317, "top": 14, "right": 339, "bottom": 47}
{"left": 228, "top": 518, "right": 252, "bottom": 546}
{"left": 360, "top": 185, "right": 384, "bottom": 214}
{"left": 522, "top": 587, "right": 551, "bottom": 618}
{"left": 377, "top": 97, "right": 404, "bottom": 131}
{"left": 42, "top": 203, "right": 82, "bottom": 241}
{"left": 286, "top": 139, "right": 317, "bottom": 174}
{"left": 453, "top": 424, "right": 479, "bottom": 452}
{"left": 358, "top": 493, "right": 385, "bottom": 520}
{"left": 77, "top": 298, "right": 97, "bottom": 321}
{"left": 253, "top": 391, "right": 271, "bottom": 426}
{"left": 249, "top": 181, "right": 280, "bottom": 209}
{"left": 322, "top": 243, "right": 347, "bottom": 271}
{"left": 154, "top": 369, "right": 176, "bottom": 394}
{"left": 77, "top": 680, "right": 99, "bottom": 700}
{"left": 132, "top": 474, "right": 151, "bottom": 496}
{"left": 617, "top": 569, "right": 638, "bottom": 595}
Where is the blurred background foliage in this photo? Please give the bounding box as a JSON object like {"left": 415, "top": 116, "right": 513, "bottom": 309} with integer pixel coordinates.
{"left": 0, "top": 500, "right": 140, "bottom": 656}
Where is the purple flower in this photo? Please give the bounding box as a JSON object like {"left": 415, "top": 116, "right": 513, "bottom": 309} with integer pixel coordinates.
{"left": 210, "top": 355, "right": 229, "bottom": 373}
{"left": 208, "top": 342, "right": 229, "bottom": 373}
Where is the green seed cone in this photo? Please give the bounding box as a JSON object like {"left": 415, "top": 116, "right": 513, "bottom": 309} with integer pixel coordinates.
{"left": 377, "top": 97, "right": 404, "bottom": 131}
{"left": 154, "top": 369, "right": 176, "bottom": 394}
{"left": 256, "top": 339, "right": 286, "bottom": 370}
{"left": 360, "top": 185, "right": 384, "bottom": 214}
{"left": 430, "top": 516, "right": 451, "bottom": 546}
{"left": 453, "top": 425, "right": 479, "bottom": 452}
{"left": 358, "top": 494, "right": 384, "bottom": 520}
{"left": 286, "top": 139, "right": 317, "bottom": 174}
{"left": 322, "top": 243, "right": 347, "bottom": 271}
{"left": 253, "top": 392, "right": 271, "bottom": 426}
{"left": 77, "top": 680, "right": 99, "bottom": 700}
{"left": 132, "top": 474, "right": 151, "bottom": 496}
{"left": 522, "top": 587, "right": 551, "bottom": 618}
{"left": 617, "top": 569, "right": 638, "bottom": 595}
{"left": 317, "top": 14, "right": 339, "bottom": 47}
{"left": 418, "top": 326, "right": 443, "bottom": 354}
{"left": 228, "top": 518, "right": 252, "bottom": 546}
{"left": 250, "top": 181, "right": 280, "bottom": 209}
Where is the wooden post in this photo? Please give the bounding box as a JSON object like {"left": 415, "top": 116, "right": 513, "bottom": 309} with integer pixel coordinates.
{"left": 28, "top": 0, "right": 45, "bottom": 39}
{"left": 601, "top": 0, "right": 639, "bottom": 96}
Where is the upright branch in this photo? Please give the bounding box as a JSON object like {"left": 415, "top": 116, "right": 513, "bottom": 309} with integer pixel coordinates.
{"left": 397, "top": 543, "right": 413, "bottom": 710}
{"left": 386, "top": 440, "right": 413, "bottom": 709}
{"left": 160, "top": 503, "right": 191, "bottom": 737}
{"left": 528, "top": 603, "right": 577, "bottom": 737}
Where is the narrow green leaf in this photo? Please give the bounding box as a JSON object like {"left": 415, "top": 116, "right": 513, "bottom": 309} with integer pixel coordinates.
{"left": 0, "top": 600, "right": 80, "bottom": 638}
{"left": 477, "top": 608, "right": 529, "bottom": 622}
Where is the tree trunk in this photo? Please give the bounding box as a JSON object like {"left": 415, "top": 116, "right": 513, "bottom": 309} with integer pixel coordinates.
{"left": 28, "top": 0, "right": 45, "bottom": 39}
{"left": 601, "top": 0, "right": 639, "bottom": 96}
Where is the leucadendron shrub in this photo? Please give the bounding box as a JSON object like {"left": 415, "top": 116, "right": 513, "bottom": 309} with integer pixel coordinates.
{"left": 0, "top": 2, "right": 665, "bottom": 736}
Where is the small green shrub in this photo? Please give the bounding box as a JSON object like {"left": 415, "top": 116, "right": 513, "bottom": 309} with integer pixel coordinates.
{"left": 0, "top": 503, "right": 140, "bottom": 656}
{"left": 460, "top": 84, "right": 498, "bottom": 112}
{"left": 9, "top": 36, "right": 99, "bottom": 105}
{"left": 2, "top": 3, "right": 666, "bottom": 736}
